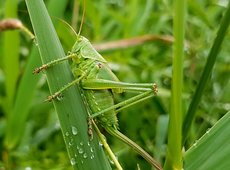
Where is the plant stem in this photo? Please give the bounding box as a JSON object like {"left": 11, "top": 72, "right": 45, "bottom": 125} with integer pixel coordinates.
{"left": 164, "top": 0, "right": 186, "bottom": 169}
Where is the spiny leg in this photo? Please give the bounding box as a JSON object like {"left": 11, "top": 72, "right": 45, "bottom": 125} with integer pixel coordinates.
{"left": 115, "top": 92, "right": 155, "bottom": 113}
{"left": 90, "top": 119, "right": 123, "bottom": 170}
{"left": 89, "top": 89, "right": 157, "bottom": 119}
{"left": 106, "top": 127, "right": 162, "bottom": 170}
{"left": 82, "top": 79, "right": 157, "bottom": 93}
{"left": 45, "top": 74, "right": 85, "bottom": 102}
{"left": 115, "top": 82, "right": 157, "bottom": 112}
{"left": 45, "top": 61, "right": 99, "bottom": 102}
{"left": 33, "top": 53, "right": 75, "bottom": 74}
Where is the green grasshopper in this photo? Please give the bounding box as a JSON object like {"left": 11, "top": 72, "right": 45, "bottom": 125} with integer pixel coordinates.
{"left": 2, "top": 17, "right": 162, "bottom": 170}
{"left": 34, "top": 35, "right": 162, "bottom": 170}
{"left": 33, "top": 11, "right": 162, "bottom": 169}
{"left": 2, "top": 12, "right": 162, "bottom": 169}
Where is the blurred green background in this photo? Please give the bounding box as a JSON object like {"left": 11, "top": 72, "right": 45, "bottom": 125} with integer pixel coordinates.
{"left": 0, "top": 0, "right": 229, "bottom": 169}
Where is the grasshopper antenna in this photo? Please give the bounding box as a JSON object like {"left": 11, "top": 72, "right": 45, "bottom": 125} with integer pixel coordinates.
{"left": 77, "top": 0, "right": 86, "bottom": 36}
{"left": 56, "top": 0, "right": 85, "bottom": 38}
{"left": 57, "top": 18, "right": 78, "bottom": 37}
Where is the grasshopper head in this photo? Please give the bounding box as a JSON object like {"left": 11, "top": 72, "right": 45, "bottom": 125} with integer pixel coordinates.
{"left": 71, "top": 35, "right": 86, "bottom": 52}
{"left": 71, "top": 36, "right": 106, "bottom": 63}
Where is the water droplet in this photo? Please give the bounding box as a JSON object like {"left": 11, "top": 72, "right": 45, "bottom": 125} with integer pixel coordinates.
{"left": 87, "top": 142, "right": 90, "bottom": 146}
{"left": 80, "top": 142, "right": 84, "bottom": 146}
{"left": 68, "top": 138, "right": 74, "bottom": 146}
{"left": 70, "top": 158, "right": 76, "bottom": 165}
{"left": 206, "top": 128, "right": 210, "bottom": 134}
{"left": 81, "top": 160, "right": 84, "bottom": 164}
{"left": 65, "top": 132, "right": 69, "bottom": 137}
{"left": 90, "top": 154, "right": 95, "bottom": 159}
{"left": 79, "top": 148, "right": 84, "bottom": 154}
{"left": 54, "top": 122, "right": 60, "bottom": 129}
{"left": 25, "top": 167, "right": 32, "bottom": 170}
{"left": 77, "top": 145, "right": 79, "bottom": 150}
{"left": 90, "top": 147, "right": 94, "bottom": 153}
{"left": 110, "top": 160, "right": 114, "bottom": 165}
{"left": 74, "top": 153, "right": 77, "bottom": 157}
{"left": 83, "top": 153, "right": 88, "bottom": 159}
{"left": 72, "top": 126, "right": 78, "bottom": 135}
{"left": 33, "top": 39, "right": 38, "bottom": 46}
{"left": 99, "top": 142, "right": 103, "bottom": 147}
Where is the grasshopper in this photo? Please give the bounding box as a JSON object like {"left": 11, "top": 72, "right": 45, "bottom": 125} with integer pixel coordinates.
{"left": 33, "top": 4, "right": 162, "bottom": 169}
{"left": 34, "top": 34, "right": 162, "bottom": 170}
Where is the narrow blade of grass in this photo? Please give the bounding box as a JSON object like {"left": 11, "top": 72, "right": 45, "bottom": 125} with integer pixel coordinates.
{"left": 182, "top": 1, "right": 230, "bottom": 143}
{"left": 25, "top": 0, "right": 111, "bottom": 169}
{"left": 5, "top": 0, "right": 68, "bottom": 150}
{"left": 2, "top": 0, "right": 19, "bottom": 114}
{"left": 5, "top": 47, "right": 41, "bottom": 149}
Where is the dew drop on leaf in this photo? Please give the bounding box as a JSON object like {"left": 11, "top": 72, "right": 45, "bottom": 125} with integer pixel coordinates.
{"left": 83, "top": 153, "right": 87, "bottom": 159}
{"left": 99, "top": 142, "right": 103, "bottom": 147}
{"left": 79, "top": 148, "right": 84, "bottom": 154}
{"left": 72, "top": 126, "right": 78, "bottom": 135}
{"left": 90, "top": 154, "right": 95, "bottom": 159}
{"left": 65, "top": 132, "right": 69, "bottom": 137}
{"left": 90, "top": 147, "right": 94, "bottom": 153}
{"left": 70, "top": 158, "right": 76, "bottom": 165}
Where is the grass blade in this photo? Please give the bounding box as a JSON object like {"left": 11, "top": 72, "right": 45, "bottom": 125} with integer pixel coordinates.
{"left": 25, "top": 0, "right": 111, "bottom": 169}
{"left": 184, "top": 111, "right": 230, "bottom": 170}
{"left": 5, "top": 0, "right": 68, "bottom": 150}
{"left": 182, "top": 1, "right": 230, "bottom": 143}
{"left": 5, "top": 47, "right": 41, "bottom": 149}
{"left": 2, "top": 0, "right": 19, "bottom": 114}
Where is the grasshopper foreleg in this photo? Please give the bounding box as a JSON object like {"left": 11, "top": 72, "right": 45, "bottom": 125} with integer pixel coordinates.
{"left": 33, "top": 54, "right": 75, "bottom": 74}
{"left": 45, "top": 61, "right": 100, "bottom": 102}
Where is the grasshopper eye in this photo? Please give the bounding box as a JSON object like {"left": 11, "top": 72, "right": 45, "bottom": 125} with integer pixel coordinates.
{"left": 96, "top": 62, "right": 103, "bottom": 68}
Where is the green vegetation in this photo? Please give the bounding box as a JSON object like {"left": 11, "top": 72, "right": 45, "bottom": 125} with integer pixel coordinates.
{"left": 0, "top": 0, "right": 230, "bottom": 169}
